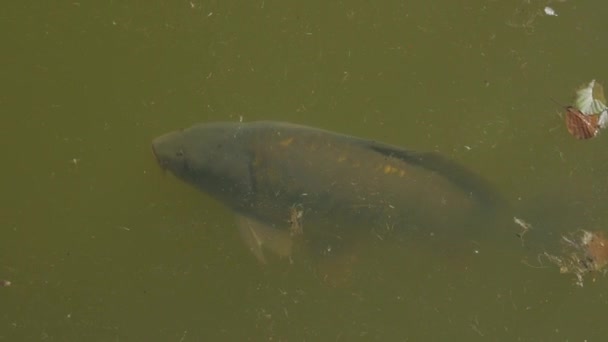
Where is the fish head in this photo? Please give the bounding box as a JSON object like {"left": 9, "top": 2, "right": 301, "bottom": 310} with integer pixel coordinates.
{"left": 152, "top": 122, "right": 254, "bottom": 202}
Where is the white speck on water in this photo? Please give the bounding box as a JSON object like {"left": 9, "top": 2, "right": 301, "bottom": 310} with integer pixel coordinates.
{"left": 544, "top": 6, "right": 557, "bottom": 16}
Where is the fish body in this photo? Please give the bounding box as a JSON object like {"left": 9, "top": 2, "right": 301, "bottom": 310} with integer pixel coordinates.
{"left": 152, "top": 121, "right": 503, "bottom": 261}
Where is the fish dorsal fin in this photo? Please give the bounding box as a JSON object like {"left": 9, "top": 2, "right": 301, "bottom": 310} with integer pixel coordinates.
{"left": 365, "top": 141, "right": 504, "bottom": 210}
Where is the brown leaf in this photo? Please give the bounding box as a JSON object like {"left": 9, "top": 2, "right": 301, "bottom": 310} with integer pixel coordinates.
{"left": 565, "top": 106, "right": 600, "bottom": 139}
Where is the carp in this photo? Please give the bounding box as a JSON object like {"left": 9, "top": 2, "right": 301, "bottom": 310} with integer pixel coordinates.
{"left": 152, "top": 121, "right": 504, "bottom": 263}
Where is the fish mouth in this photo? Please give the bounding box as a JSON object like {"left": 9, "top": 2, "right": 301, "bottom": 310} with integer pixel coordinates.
{"left": 151, "top": 140, "right": 168, "bottom": 171}
{"left": 151, "top": 130, "right": 186, "bottom": 171}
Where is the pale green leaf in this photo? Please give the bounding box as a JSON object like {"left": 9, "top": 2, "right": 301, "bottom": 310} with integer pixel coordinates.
{"left": 575, "top": 80, "right": 607, "bottom": 115}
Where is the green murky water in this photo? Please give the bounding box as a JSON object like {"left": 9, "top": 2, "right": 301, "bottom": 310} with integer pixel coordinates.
{"left": 2, "top": 1, "right": 608, "bottom": 340}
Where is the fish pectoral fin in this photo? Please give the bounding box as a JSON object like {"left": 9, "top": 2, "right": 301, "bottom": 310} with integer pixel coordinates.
{"left": 236, "top": 215, "right": 293, "bottom": 264}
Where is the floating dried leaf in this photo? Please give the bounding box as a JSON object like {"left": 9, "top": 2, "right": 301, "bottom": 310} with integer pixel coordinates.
{"left": 565, "top": 106, "right": 600, "bottom": 139}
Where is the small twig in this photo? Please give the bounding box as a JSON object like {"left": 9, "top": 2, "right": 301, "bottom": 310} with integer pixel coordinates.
{"left": 513, "top": 217, "right": 533, "bottom": 245}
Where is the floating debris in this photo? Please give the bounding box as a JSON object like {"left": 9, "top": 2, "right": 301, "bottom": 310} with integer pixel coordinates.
{"left": 0, "top": 280, "right": 11, "bottom": 287}
{"left": 565, "top": 106, "right": 602, "bottom": 139}
{"left": 513, "top": 216, "right": 533, "bottom": 245}
{"left": 544, "top": 230, "right": 608, "bottom": 287}
{"left": 288, "top": 204, "right": 304, "bottom": 237}
{"left": 544, "top": 6, "right": 558, "bottom": 17}
{"left": 575, "top": 80, "right": 607, "bottom": 115}
{"left": 564, "top": 80, "right": 608, "bottom": 139}
{"left": 580, "top": 230, "right": 608, "bottom": 270}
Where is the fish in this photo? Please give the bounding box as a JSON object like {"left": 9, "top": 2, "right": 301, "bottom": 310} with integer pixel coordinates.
{"left": 152, "top": 121, "right": 504, "bottom": 264}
